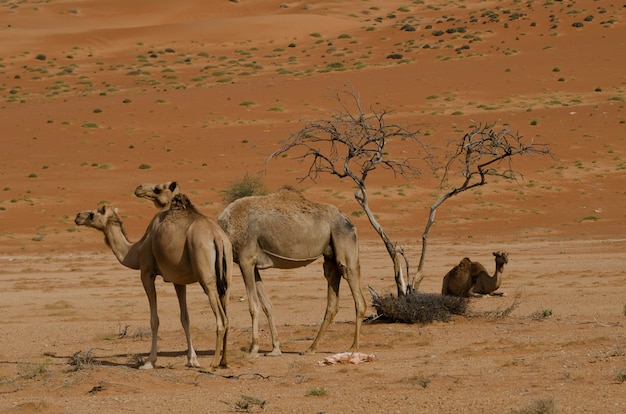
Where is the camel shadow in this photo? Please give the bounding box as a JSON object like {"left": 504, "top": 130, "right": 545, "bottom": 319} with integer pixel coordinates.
{"left": 44, "top": 349, "right": 220, "bottom": 369}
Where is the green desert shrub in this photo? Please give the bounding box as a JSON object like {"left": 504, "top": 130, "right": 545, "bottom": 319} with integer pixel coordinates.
{"left": 222, "top": 173, "right": 267, "bottom": 204}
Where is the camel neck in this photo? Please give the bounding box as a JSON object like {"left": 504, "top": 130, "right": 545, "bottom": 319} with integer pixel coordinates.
{"left": 104, "top": 218, "right": 141, "bottom": 270}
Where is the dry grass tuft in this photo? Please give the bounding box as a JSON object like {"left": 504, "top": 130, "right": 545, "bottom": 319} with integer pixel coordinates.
{"left": 511, "top": 397, "right": 558, "bottom": 414}
{"left": 68, "top": 348, "right": 98, "bottom": 371}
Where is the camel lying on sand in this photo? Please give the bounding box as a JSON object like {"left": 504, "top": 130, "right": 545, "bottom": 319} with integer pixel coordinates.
{"left": 75, "top": 194, "right": 232, "bottom": 369}
{"left": 441, "top": 251, "right": 509, "bottom": 298}
{"left": 134, "top": 182, "right": 367, "bottom": 358}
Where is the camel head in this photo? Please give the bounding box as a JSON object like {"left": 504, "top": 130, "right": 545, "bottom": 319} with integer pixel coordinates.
{"left": 134, "top": 181, "right": 180, "bottom": 209}
{"left": 75, "top": 205, "right": 120, "bottom": 231}
{"left": 493, "top": 251, "right": 509, "bottom": 268}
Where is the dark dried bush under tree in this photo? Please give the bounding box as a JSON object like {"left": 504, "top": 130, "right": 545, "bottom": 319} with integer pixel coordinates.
{"left": 369, "top": 287, "right": 468, "bottom": 324}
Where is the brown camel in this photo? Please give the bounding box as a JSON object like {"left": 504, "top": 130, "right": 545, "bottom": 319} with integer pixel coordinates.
{"left": 441, "top": 251, "right": 509, "bottom": 297}
{"left": 218, "top": 186, "right": 367, "bottom": 358}
{"left": 134, "top": 183, "right": 367, "bottom": 357}
{"left": 75, "top": 195, "right": 232, "bottom": 369}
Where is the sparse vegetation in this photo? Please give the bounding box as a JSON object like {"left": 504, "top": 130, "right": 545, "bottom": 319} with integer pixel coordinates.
{"left": 532, "top": 308, "right": 553, "bottom": 319}
{"left": 305, "top": 386, "right": 329, "bottom": 396}
{"left": 579, "top": 215, "right": 600, "bottom": 222}
{"left": 404, "top": 372, "right": 434, "bottom": 389}
{"left": 510, "top": 397, "right": 558, "bottom": 414}
{"left": 233, "top": 395, "right": 267, "bottom": 411}
{"left": 222, "top": 173, "right": 267, "bottom": 204}
{"left": 68, "top": 348, "right": 98, "bottom": 371}
{"left": 17, "top": 360, "right": 52, "bottom": 379}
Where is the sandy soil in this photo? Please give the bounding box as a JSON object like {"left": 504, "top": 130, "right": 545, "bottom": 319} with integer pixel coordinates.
{"left": 0, "top": 0, "right": 625, "bottom": 412}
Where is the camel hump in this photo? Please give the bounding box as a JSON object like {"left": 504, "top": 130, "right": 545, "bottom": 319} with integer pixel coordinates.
{"left": 276, "top": 185, "right": 305, "bottom": 201}
{"left": 170, "top": 194, "right": 197, "bottom": 212}
{"left": 459, "top": 257, "right": 472, "bottom": 268}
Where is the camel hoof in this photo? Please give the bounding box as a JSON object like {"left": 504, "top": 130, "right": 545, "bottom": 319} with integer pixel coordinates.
{"left": 186, "top": 360, "right": 201, "bottom": 368}
{"left": 245, "top": 352, "right": 260, "bottom": 360}
{"left": 139, "top": 361, "right": 155, "bottom": 370}
{"left": 264, "top": 349, "right": 282, "bottom": 357}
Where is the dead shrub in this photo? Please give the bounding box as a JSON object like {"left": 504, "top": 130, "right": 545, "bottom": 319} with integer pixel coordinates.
{"left": 369, "top": 287, "right": 469, "bottom": 324}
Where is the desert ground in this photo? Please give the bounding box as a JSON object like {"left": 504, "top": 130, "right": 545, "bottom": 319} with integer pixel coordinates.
{"left": 0, "top": 0, "right": 625, "bottom": 412}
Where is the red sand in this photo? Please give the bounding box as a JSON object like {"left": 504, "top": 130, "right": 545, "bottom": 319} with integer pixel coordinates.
{"left": 1, "top": 1, "right": 625, "bottom": 412}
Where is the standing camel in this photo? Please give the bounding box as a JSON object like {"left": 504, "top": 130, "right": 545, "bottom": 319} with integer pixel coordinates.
{"left": 441, "top": 251, "right": 509, "bottom": 297}
{"left": 218, "top": 186, "right": 367, "bottom": 357}
{"left": 134, "top": 183, "right": 367, "bottom": 357}
{"left": 75, "top": 196, "right": 232, "bottom": 369}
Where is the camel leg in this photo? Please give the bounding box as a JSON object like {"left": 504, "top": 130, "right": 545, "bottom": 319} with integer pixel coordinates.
{"left": 304, "top": 259, "right": 341, "bottom": 354}
{"left": 239, "top": 263, "right": 262, "bottom": 358}
{"left": 468, "top": 288, "right": 485, "bottom": 298}
{"left": 198, "top": 280, "right": 229, "bottom": 369}
{"left": 343, "top": 265, "right": 366, "bottom": 352}
{"left": 218, "top": 280, "right": 230, "bottom": 368}
{"left": 140, "top": 271, "right": 159, "bottom": 369}
{"left": 254, "top": 267, "right": 281, "bottom": 356}
{"left": 174, "top": 284, "right": 199, "bottom": 368}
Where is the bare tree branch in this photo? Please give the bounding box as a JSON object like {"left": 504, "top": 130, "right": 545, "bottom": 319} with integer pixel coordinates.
{"left": 269, "top": 87, "right": 553, "bottom": 297}
{"left": 270, "top": 85, "right": 431, "bottom": 296}
{"left": 410, "top": 123, "right": 554, "bottom": 291}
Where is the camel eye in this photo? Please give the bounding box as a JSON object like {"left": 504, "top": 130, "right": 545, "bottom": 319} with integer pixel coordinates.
{"left": 154, "top": 188, "right": 162, "bottom": 194}
{"left": 89, "top": 212, "right": 94, "bottom": 220}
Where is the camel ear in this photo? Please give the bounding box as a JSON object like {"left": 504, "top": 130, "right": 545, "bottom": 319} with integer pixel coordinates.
{"left": 169, "top": 181, "right": 179, "bottom": 193}
{"left": 98, "top": 205, "right": 107, "bottom": 214}
{"left": 113, "top": 207, "right": 119, "bottom": 214}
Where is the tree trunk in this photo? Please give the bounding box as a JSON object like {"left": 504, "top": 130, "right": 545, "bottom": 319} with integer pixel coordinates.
{"left": 355, "top": 188, "right": 407, "bottom": 296}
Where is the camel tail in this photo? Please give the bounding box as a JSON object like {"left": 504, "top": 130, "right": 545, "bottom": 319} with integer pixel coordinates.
{"left": 214, "top": 238, "right": 229, "bottom": 298}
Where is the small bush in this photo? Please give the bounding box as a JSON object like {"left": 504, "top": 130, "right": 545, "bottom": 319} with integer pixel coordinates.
{"left": 17, "top": 360, "right": 51, "bottom": 379}
{"left": 305, "top": 387, "right": 329, "bottom": 396}
{"left": 138, "top": 163, "right": 151, "bottom": 170}
{"left": 370, "top": 289, "right": 468, "bottom": 324}
{"left": 233, "top": 395, "right": 267, "bottom": 411}
{"left": 222, "top": 173, "right": 267, "bottom": 204}
{"left": 532, "top": 308, "right": 553, "bottom": 319}
{"left": 510, "top": 397, "right": 558, "bottom": 414}
{"left": 68, "top": 349, "right": 98, "bottom": 372}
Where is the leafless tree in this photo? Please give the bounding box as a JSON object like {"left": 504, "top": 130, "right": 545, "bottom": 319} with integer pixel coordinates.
{"left": 410, "top": 124, "right": 553, "bottom": 291}
{"left": 269, "top": 87, "right": 553, "bottom": 297}
{"left": 269, "top": 87, "right": 430, "bottom": 296}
